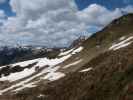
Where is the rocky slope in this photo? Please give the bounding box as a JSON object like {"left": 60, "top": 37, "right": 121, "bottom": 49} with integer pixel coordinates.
{"left": 0, "top": 14, "right": 133, "bottom": 100}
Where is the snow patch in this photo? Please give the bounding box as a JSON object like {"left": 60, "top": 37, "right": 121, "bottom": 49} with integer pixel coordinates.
{"left": 59, "top": 48, "right": 74, "bottom": 56}
{"left": 38, "top": 94, "right": 45, "bottom": 98}
{"left": 0, "top": 66, "right": 61, "bottom": 94}
{"left": 63, "top": 59, "right": 83, "bottom": 69}
{"left": 72, "top": 46, "right": 83, "bottom": 54}
{"left": 14, "top": 83, "right": 37, "bottom": 92}
{"left": 119, "top": 36, "right": 126, "bottom": 41}
{"left": 109, "top": 36, "right": 133, "bottom": 50}
{"left": 10, "top": 59, "right": 38, "bottom": 68}
{"left": 113, "top": 42, "right": 132, "bottom": 50}
{"left": 41, "top": 66, "right": 65, "bottom": 81}
{"left": 79, "top": 67, "right": 92, "bottom": 72}
{"left": 0, "top": 54, "right": 71, "bottom": 82}
{"left": 0, "top": 54, "right": 71, "bottom": 94}
{"left": 44, "top": 72, "right": 65, "bottom": 81}
{"left": 0, "top": 68, "right": 35, "bottom": 82}
{"left": 59, "top": 46, "right": 83, "bottom": 56}
{"left": 0, "top": 59, "right": 38, "bottom": 70}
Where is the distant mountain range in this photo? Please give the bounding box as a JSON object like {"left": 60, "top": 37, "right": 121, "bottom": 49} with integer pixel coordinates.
{"left": 0, "top": 14, "right": 133, "bottom": 100}
{"left": 0, "top": 46, "right": 61, "bottom": 66}
{"left": 0, "top": 36, "right": 86, "bottom": 66}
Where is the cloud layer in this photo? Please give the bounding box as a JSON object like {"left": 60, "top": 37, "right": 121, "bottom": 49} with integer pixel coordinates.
{"left": 0, "top": 0, "right": 133, "bottom": 47}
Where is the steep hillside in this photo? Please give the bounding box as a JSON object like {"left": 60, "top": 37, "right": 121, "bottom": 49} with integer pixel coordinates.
{"left": 0, "top": 14, "right": 133, "bottom": 100}
{"left": 59, "top": 13, "right": 133, "bottom": 72}
{"left": 81, "top": 13, "right": 133, "bottom": 60}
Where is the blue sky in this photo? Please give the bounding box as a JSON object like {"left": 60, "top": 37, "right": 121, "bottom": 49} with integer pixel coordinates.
{"left": 76, "top": 0, "right": 133, "bottom": 10}
{"left": 0, "top": 0, "right": 13, "bottom": 16}
{"left": 0, "top": 0, "right": 133, "bottom": 47}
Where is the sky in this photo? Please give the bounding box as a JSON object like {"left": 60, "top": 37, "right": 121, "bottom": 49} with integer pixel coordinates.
{"left": 0, "top": 0, "right": 133, "bottom": 47}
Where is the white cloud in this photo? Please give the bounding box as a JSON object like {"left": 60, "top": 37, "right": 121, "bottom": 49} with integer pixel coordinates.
{"left": 77, "top": 4, "right": 122, "bottom": 26}
{"left": 0, "top": 10, "right": 6, "bottom": 25}
{"left": 121, "top": 5, "right": 133, "bottom": 13}
{"left": 0, "top": 1, "right": 133, "bottom": 47}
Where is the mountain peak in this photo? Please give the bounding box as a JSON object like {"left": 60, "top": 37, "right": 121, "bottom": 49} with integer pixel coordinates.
{"left": 109, "top": 13, "right": 133, "bottom": 26}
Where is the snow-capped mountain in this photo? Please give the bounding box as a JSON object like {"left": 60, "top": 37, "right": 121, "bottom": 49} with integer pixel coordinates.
{"left": 69, "top": 36, "right": 87, "bottom": 48}
{"left": 0, "top": 14, "right": 133, "bottom": 100}
{"left": 0, "top": 46, "right": 61, "bottom": 66}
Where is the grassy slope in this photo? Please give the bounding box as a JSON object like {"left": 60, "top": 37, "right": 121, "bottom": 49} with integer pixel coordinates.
{"left": 83, "top": 14, "right": 133, "bottom": 52}
{"left": 41, "top": 43, "right": 133, "bottom": 100}
{"left": 62, "top": 13, "right": 133, "bottom": 72}
{"left": 3, "top": 38, "right": 133, "bottom": 100}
